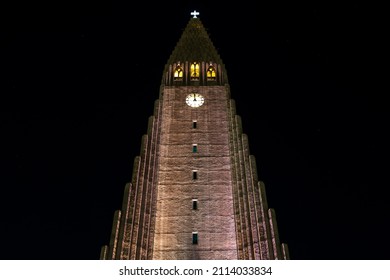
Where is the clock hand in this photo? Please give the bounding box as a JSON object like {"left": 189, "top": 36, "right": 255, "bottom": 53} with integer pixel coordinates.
{"left": 193, "top": 93, "right": 196, "bottom": 101}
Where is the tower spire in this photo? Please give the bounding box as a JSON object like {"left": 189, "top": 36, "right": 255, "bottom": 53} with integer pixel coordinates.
{"left": 162, "top": 15, "right": 228, "bottom": 86}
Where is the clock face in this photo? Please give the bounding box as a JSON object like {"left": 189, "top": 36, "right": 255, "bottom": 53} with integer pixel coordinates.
{"left": 186, "top": 93, "right": 204, "bottom": 108}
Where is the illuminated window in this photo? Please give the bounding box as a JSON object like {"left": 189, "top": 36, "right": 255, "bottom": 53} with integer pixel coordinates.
{"left": 174, "top": 65, "right": 183, "bottom": 80}
{"left": 207, "top": 65, "right": 216, "bottom": 81}
{"left": 192, "top": 199, "right": 198, "bottom": 210}
{"left": 192, "top": 232, "right": 198, "bottom": 244}
{"left": 192, "top": 170, "right": 198, "bottom": 180}
{"left": 190, "top": 62, "right": 200, "bottom": 80}
{"left": 192, "top": 144, "right": 198, "bottom": 153}
{"left": 193, "top": 120, "right": 197, "bottom": 129}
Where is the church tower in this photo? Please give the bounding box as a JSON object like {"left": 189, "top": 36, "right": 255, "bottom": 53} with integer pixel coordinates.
{"left": 100, "top": 11, "right": 289, "bottom": 260}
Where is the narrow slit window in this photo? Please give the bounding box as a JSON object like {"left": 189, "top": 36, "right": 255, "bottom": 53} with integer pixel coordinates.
{"left": 192, "top": 171, "right": 198, "bottom": 180}
{"left": 192, "top": 144, "right": 198, "bottom": 153}
{"left": 192, "top": 232, "right": 198, "bottom": 244}
{"left": 193, "top": 120, "right": 197, "bottom": 129}
{"left": 192, "top": 199, "right": 198, "bottom": 210}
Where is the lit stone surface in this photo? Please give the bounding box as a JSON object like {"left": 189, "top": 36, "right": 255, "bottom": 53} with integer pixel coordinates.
{"left": 159, "top": 144, "right": 230, "bottom": 157}
{"left": 153, "top": 250, "right": 237, "bottom": 260}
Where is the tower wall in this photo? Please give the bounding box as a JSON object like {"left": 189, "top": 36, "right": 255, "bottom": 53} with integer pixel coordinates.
{"left": 100, "top": 85, "right": 290, "bottom": 260}
{"left": 153, "top": 86, "right": 238, "bottom": 260}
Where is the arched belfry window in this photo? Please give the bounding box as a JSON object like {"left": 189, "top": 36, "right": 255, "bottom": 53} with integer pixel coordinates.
{"left": 207, "top": 64, "right": 216, "bottom": 81}
{"left": 174, "top": 64, "right": 183, "bottom": 80}
{"left": 190, "top": 62, "right": 200, "bottom": 80}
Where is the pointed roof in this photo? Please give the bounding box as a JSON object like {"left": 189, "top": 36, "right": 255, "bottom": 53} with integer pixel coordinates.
{"left": 161, "top": 12, "right": 229, "bottom": 86}
{"left": 166, "top": 17, "right": 224, "bottom": 65}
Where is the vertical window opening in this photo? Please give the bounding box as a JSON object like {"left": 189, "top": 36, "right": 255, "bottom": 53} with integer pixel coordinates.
{"left": 193, "top": 120, "right": 197, "bottom": 129}
{"left": 174, "top": 64, "right": 183, "bottom": 80}
{"left": 192, "top": 232, "right": 198, "bottom": 244}
{"left": 192, "top": 199, "right": 198, "bottom": 210}
{"left": 190, "top": 62, "right": 200, "bottom": 80}
{"left": 192, "top": 144, "right": 198, "bottom": 153}
{"left": 192, "top": 171, "right": 198, "bottom": 180}
{"left": 207, "top": 64, "right": 216, "bottom": 81}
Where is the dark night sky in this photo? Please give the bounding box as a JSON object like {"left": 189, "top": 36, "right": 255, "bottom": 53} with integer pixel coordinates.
{"left": 1, "top": 1, "right": 388, "bottom": 260}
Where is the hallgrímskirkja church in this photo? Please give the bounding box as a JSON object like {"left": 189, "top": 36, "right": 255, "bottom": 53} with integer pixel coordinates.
{"left": 100, "top": 11, "right": 289, "bottom": 260}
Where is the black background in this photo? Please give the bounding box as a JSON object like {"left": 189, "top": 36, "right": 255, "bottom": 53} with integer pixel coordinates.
{"left": 1, "top": 1, "right": 388, "bottom": 260}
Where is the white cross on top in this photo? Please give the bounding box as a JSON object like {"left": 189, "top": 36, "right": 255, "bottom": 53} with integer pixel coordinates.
{"left": 191, "top": 10, "right": 199, "bottom": 18}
